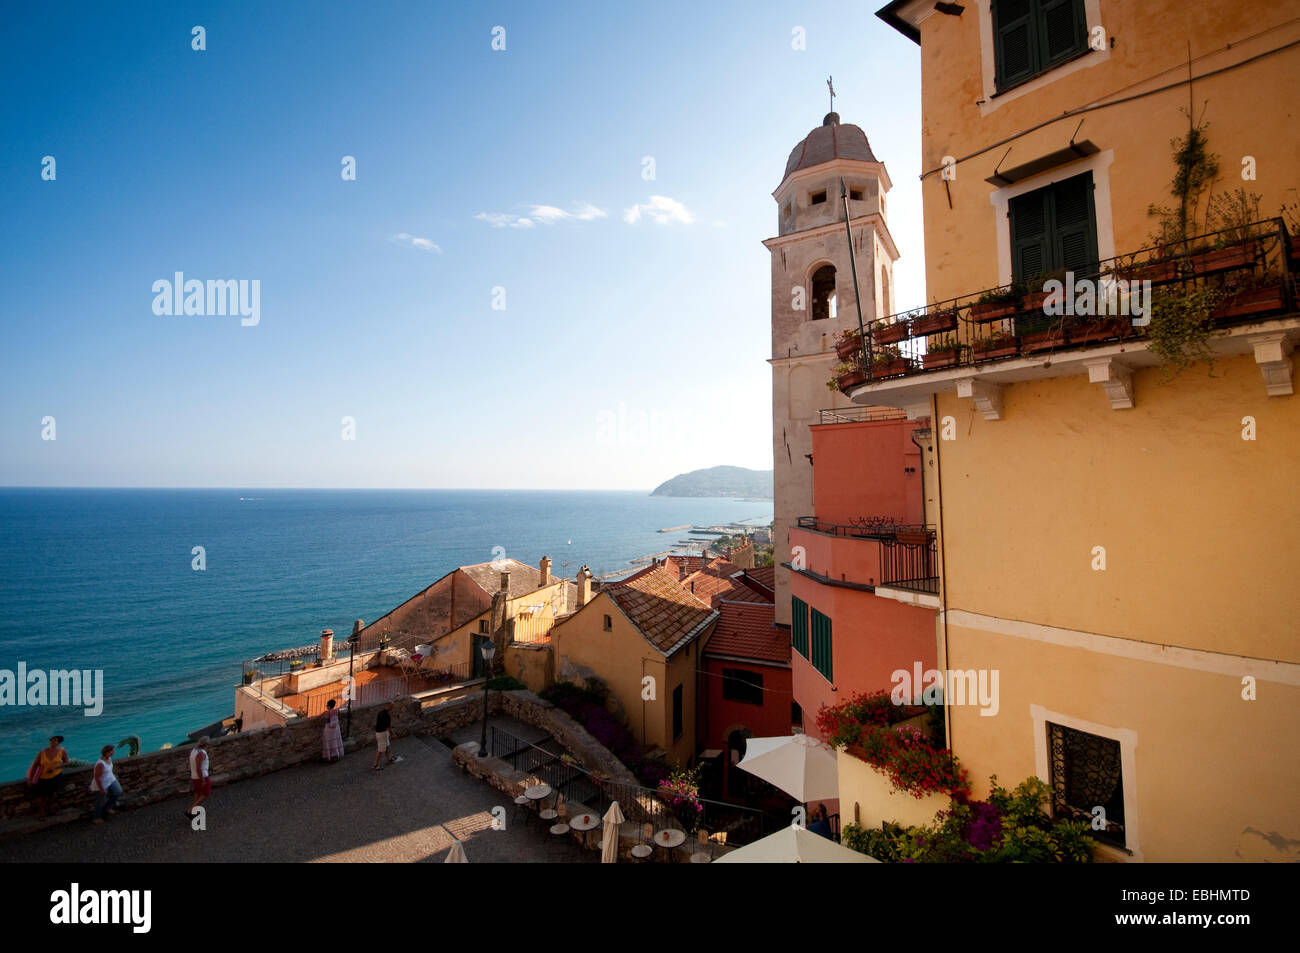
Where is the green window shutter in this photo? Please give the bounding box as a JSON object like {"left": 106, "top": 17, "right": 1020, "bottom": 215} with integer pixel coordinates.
{"left": 1010, "top": 188, "right": 1051, "bottom": 284}
{"left": 1040, "top": 0, "right": 1088, "bottom": 68}
{"left": 810, "top": 609, "right": 833, "bottom": 682}
{"left": 791, "top": 597, "right": 808, "bottom": 658}
{"left": 1052, "top": 172, "right": 1099, "bottom": 277}
{"left": 993, "top": 0, "right": 1036, "bottom": 90}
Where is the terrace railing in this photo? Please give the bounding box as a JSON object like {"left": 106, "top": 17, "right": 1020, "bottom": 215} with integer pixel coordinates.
{"left": 486, "top": 726, "right": 782, "bottom": 845}
{"left": 831, "top": 217, "right": 1298, "bottom": 388}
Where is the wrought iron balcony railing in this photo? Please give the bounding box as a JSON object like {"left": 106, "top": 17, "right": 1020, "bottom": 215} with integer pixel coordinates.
{"left": 829, "top": 217, "right": 1298, "bottom": 390}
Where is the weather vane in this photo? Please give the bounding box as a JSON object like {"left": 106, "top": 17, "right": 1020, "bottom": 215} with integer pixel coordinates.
{"left": 827, "top": 75, "right": 836, "bottom": 113}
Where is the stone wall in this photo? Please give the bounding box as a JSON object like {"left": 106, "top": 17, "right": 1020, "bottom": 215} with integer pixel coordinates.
{"left": 0, "top": 688, "right": 637, "bottom": 832}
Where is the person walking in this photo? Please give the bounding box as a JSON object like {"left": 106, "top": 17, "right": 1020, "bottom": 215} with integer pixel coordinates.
{"left": 371, "top": 702, "right": 399, "bottom": 770}
{"left": 187, "top": 736, "right": 211, "bottom": 819}
{"left": 322, "top": 698, "right": 344, "bottom": 763}
{"left": 89, "top": 745, "right": 122, "bottom": 824}
{"left": 28, "top": 735, "right": 69, "bottom": 820}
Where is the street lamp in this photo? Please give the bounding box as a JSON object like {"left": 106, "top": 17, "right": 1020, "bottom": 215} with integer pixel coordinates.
{"left": 346, "top": 620, "right": 362, "bottom": 736}
{"left": 477, "top": 642, "right": 496, "bottom": 758}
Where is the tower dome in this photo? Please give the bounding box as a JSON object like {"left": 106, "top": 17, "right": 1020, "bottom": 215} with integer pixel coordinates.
{"left": 782, "top": 113, "right": 879, "bottom": 180}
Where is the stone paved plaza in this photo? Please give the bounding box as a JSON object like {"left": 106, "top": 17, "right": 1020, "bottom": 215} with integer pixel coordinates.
{"left": 0, "top": 735, "right": 596, "bottom": 864}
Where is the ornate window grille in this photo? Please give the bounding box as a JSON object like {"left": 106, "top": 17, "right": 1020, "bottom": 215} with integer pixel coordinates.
{"left": 1047, "top": 721, "right": 1126, "bottom": 848}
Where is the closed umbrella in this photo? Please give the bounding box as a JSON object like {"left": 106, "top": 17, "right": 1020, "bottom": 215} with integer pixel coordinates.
{"left": 735, "top": 733, "right": 838, "bottom": 802}
{"left": 714, "top": 826, "right": 879, "bottom": 864}
{"left": 601, "top": 802, "right": 626, "bottom": 863}
{"left": 445, "top": 839, "right": 468, "bottom": 863}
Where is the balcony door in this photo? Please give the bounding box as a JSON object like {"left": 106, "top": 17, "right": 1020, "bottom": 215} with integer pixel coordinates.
{"left": 1010, "top": 171, "right": 1098, "bottom": 333}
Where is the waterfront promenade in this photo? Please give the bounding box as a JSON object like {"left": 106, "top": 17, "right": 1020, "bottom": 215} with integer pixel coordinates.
{"left": 0, "top": 735, "right": 594, "bottom": 864}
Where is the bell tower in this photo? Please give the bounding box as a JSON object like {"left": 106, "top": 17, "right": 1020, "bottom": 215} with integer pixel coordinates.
{"left": 764, "top": 112, "right": 899, "bottom": 626}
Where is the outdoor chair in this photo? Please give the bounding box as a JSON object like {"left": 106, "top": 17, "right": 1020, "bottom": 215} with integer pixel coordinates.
{"left": 690, "top": 828, "right": 712, "bottom": 864}
{"left": 630, "top": 822, "right": 654, "bottom": 861}
{"left": 511, "top": 793, "right": 532, "bottom": 830}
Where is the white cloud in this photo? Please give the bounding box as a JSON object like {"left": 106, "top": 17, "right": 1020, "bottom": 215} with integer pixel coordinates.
{"left": 391, "top": 232, "right": 442, "bottom": 253}
{"left": 476, "top": 202, "right": 607, "bottom": 228}
{"left": 476, "top": 212, "right": 536, "bottom": 229}
{"left": 623, "top": 195, "right": 695, "bottom": 226}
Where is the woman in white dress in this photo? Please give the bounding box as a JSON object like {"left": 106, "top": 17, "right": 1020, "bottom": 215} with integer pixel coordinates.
{"left": 322, "top": 698, "right": 344, "bottom": 762}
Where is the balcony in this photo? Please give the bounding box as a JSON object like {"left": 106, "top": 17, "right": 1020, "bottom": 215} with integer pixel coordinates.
{"left": 830, "top": 218, "right": 1299, "bottom": 416}
{"left": 793, "top": 517, "right": 939, "bottom": 597}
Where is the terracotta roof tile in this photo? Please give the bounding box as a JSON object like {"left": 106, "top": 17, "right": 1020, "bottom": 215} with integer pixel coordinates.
{"left": 705, "top": 602, "right": 788, "bottom": 664}
{"left": 606, "top": 565, "right": 716, "bottom": 656}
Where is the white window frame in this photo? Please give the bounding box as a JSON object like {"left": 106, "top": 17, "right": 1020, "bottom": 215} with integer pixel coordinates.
{"left": 989, "top": 149, "right": 1114, "bottom": 287}
{"left": 976, "top": 0, "right": 1110, "bottom": 116}
{"left": 1031, "top": 703, "right": 1141, "bottom": 862}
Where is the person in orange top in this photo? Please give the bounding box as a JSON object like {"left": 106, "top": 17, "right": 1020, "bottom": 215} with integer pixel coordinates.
{"left": 28, "top": 735, "right": 69, "bottom": 820}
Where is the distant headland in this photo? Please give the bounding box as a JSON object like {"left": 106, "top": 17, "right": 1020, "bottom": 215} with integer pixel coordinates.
{"left": 650, "top": 466, "right": 773, "bottom": 499}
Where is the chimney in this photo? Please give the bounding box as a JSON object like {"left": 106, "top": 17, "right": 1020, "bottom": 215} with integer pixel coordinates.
{"left": 500, "top": 570, "right": 511, "bottom": 593}
{"left": 351, "top": 620, "right": 364, "bottom": 644}
{"left": 320, "top": 629, "right": 334, "bottom": 661}
{"left": 539, "top": 555, "right": 551, "bottom": 587}
{"left": 577, "top": 566, "right": 592, "bottom": 607}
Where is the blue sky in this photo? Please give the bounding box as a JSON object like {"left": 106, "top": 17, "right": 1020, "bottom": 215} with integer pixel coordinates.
{"left": 0, "top": 1, "right": 923, "bottom": 490}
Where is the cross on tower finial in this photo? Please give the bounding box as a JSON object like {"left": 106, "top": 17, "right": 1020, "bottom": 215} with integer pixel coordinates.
{"left": 827, "top": 75, "right": 836, "bottom": 113}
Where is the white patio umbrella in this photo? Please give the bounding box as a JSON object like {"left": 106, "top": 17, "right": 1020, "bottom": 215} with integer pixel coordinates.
{"left": 601, "top": 801, "right": 626, "bottom": 864}
{"left": 445, "top": 839, "right": 468, "bottom": 863}
{"left": 735, "top": 733, "right": 839, "bottom": 802}
{"left": 714, "top": 826, "right": 879, "bottom": 864}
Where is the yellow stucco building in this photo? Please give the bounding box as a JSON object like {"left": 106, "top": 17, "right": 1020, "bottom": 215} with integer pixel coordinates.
{"left": 550, "top": 565, "right": 717, "bottom": 767}
{"left": 856, "top": 0, "right": 1300, "bottom": 861}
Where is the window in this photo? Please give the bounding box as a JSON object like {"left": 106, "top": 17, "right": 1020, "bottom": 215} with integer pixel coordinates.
{"left": 722, "top": 668, "right": 763, "bottom": 706}
{"left": 1011, "top": 171, "right": 1097, "bottom": 333}
{"left": 1047, "top": 721, "right": 1126, "bottom": 848}
{"left": 993, "top": 0, "right": 1088, "bottom": 92}
{"left": 810, "top": 265, "right": 836, "bottom": 322}
{"left": 791, "top": 702, "right": 802, "bottom": 728}
{"left": 849, "top": 188, "right": 863, "bottom": 201}
{"left": 810, "top": 189, "right": 827, "bottom": 205}
{"left": 880, "top": 267, "right": 891, "bottom": 316}
{"left": 602, "top": 614, "right": 612, "bottom": 631}
{"left": 672, "top": 684, "right": 684, "bottom": 740}
{"left": 791, "top": 597, "right": 809, "bottom": 658}
{"left": 478, "top": 620, "right": 489, "bottom": 634}
{"left": 810, "top": 609, "right": 832, "bottom": 682}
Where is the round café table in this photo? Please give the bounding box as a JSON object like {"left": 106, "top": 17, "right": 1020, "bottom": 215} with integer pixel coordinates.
{"left": 523, "top": 784, "right": 553, "bottom": 828}
{"left": 654, "top": 828, "right": 686, "bottom": 862}
{"left": 568, "top": 812, "right": 600, "bottom": 848}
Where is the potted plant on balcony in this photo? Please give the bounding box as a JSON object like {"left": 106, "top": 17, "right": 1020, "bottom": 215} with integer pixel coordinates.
{"left": 829, "top": 360, "right": 868, "bottom": 392}
{"left": 921, "top": 336, "right": 963, "bottom": 369}
{"left": 834, "top": 327, "right": 863, "bottom": 361}
{"left": 1211, "top": 275, "right": 1286, "bottom": 320}
{"left": 968, "top": 283, "right": 1023, "bottom": 322}
{"left": 873, "top": 317, "right": 910, "bottom": 346}
{"left": 971, "top": 329, "right": 1018, "bottom": 360}
{"left": 1147, "top": 284, "right": 1225, "bottom": 377}
{"left": 1019, "top": 321, "right": 1069, "bottom": 354}
{"left": 910, "top": 306, "right": 960, "bottom": 337}
{"left": 871, "top": 346, "right": 910, "bottom": 377}
{"left": 1020, "top": 269, "right": 1068, "bottom": 313}
{"left": 1068, "top": 313, "right": 1138, "bottom": 346}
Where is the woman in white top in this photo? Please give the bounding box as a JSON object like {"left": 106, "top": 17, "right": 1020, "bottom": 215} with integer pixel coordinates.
{"left": 89, "top": 745, "right": 121, "bottom": 823}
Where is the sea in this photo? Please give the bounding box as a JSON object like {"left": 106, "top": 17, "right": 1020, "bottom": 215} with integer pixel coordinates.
{"left": 0, "top": 488, "right": 772, "bottom": 782}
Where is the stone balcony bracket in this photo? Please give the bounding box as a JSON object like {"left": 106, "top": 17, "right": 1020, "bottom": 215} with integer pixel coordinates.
{"left": 1082, "top": 357, "right": 1135, "bottom": 410}
{"left": 955, "top": 378, "right": 1004, "bottom": 420}
{"left": 1248, "top": 331, "right": 1295, "bottom": 397}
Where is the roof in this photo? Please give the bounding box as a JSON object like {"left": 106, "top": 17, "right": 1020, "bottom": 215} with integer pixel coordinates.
{"left": 705, "top": 601, "right": 788, "bottom": 665}
{"left": 718, "top": 585, "right": 770, "bottom": 605}
{"left": 783, "top": 114, "right": 879, "bottom": 180}
{"left": 662, "top": 554, "right": 708, "bottom": 581}
{"left": 682, "top": 558, "right": 749, "bottom": 608}
{"left": 876, "top": 0, "right": 922, "bottom": 44}
{"left": 458, "top": 559, "right": 554, "bottom": 600}
{"left": 739, "top": 566, "right": 776, "bottom": 598}
{"left": 605, "top": 565, "right": 717, "bottom": 656}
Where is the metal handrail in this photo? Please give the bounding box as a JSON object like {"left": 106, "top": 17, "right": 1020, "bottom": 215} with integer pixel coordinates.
{"left": 835, "top": 217, "right": 1296, "bottom": 381}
